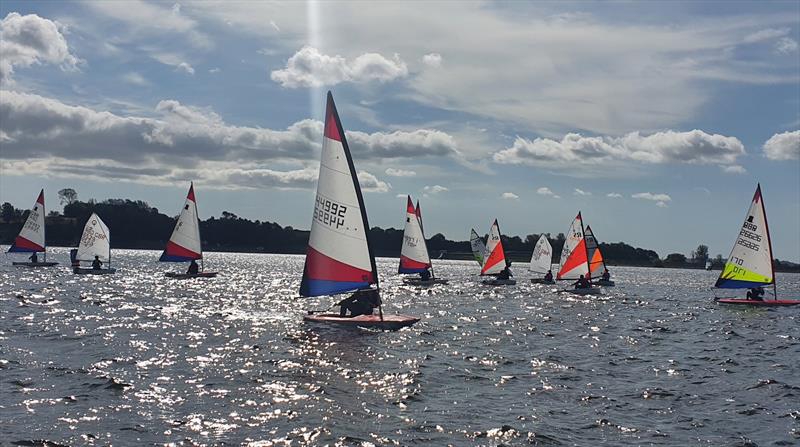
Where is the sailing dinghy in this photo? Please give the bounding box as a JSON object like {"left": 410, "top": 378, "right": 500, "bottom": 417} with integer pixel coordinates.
{"left": 470, "top": 229, "right": 487, "bottom": 266}
{"left": 585, "top": 225, "right": 614, "bottom": 286}
{"left": 73, "top": 213, "right": 116, "bottom": 274}
{"left": 160, "top": 183, "right": 218, "bottom": 278}
{"left": 714, "top": 184, "right": 798, "bottom": 306}
{"left": 556, "top": 212, "right": 600, "bottom": 295}
{"left": 400, "top": 197, "right": 448, "bottom": 286}
{"left": 300, "top": 92, "right": 419, "bottom": 330}
{"left": 8, "top": 189, "right": 58, "bottom": 267}
{"left": 530, "top": 235, "right": 554, "bottom": 284}
{"left": 481, "top": 219, "right": 516, "bottom": 285}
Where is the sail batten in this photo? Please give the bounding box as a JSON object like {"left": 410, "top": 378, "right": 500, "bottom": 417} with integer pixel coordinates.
{"left": 160, "top": 183, "right": 203, "bottom": 262}
{"left": 8, "top": 189, "right": 46, "bottom": 253}
{"left": 530, "top": 235, "right": 553, "bottom": 274}
{"left": 300, "top": 92, "right": 378, "bottom": 297}
{"left": 481, "top": 219, "right": 507, "bottom": 275}
{"left": 715, "top": 184, "right": 774, "bottom": 289}
{"left": 557, "top": 212, "right": 590, "bottom": 280}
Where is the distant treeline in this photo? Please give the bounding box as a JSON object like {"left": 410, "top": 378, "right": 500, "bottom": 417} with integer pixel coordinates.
{"left": 1, "top": 196, "right": 798, "bottom": 272}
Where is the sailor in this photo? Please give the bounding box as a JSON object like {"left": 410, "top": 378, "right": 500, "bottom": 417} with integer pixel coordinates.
{"left": 601, "top": 268, "right": 611, "bottom": 281}
{"left": 497, "top": 261, "right": 513, "bottom": 280}
{"left": 187, "top": 259, "right": 199, "bottom": 275}
{"left": 573, "top": 274, "right": 591, "bottom": 289}
{"left": 746, "top": 287, "right": 765, "bottom": 301}
{"left": 543, "top": 269, "right": 554, "bottom": 282}
{"left": 419, "top": 268, "right": 432, "bottom": 281}
{"left": 92, "top": 255, "right": 102, "bottom": 270}
{"left": 29, "top": 252, "right": 38, "bottom": 263}
{"left": 339, "top": 288, "right": 382, "bottom": 317}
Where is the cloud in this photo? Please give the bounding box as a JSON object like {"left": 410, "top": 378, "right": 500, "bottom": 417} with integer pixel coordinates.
{"left": 775, "top": 37, "right": 799, "bottom": 54}
{"left": 385, "top": 168, "right": 416, "bottom": 177}
{"left": 573, "top": 188, "right": 591, "bottom": 196}
{"left": 150, "top": 52, "right": 196, "bottom": 74}
{"left": 493, "top": 129, "right": 745, "bottom": 174}
{"left": 423, "top": 185, "right": 448, "bottom": 195}
{"left": 122, "top": 72, "right": 148, "bottom": 86}
{"left": 742, "top": 28, "right": 789, "bottom": 44}
{"left": 632, "top": 192, "right": 672, "bottom": 208}
{"left": 270, "top": 46, "right": 408, "bottom": 88}
{"left": 346, "top": 128, "right": 461, "bottom": 159}
{"left": 176, "top": 62, "right": 195, "bottom": 75}
{"left": 209, "top": 67, "right": 221, "bottom": 74}
{"left": 537, "top": 187, "right": 555, "bottom": 196}
{"left": 721, "top": 165, "right": 746, "bottom": 174}
{"left": 422, "top": 53, "right": 442, "bottom": 67}
{"left": 501, "top": 192, "right": 519, "bottom": 200}
{"left": 606, "top": 192, "right": 623, "bottom": 198}
{"left": 357, "top": 171, "right": 391, "bottom": 193}
{"left": 0, "top": 12, "right": 80, "bottom": 83}
{"left": 763, "top": 130, "right": 800, "bottom": 160}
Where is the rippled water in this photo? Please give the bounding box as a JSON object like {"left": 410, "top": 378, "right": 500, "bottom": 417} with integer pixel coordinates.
{"left": 1, "top": 247, "right": 799, "bottom": 446}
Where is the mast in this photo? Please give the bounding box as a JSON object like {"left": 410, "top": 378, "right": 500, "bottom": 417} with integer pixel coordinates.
{"left": 328, "top": 92, "right": 379, "bottom": 291}
{"left": 42, "top": 189, "right": 46, "bottom": 262}
{"left": 579, "top": 211, "right": 590, "bottom": 282}
{"left": 758, "top": 184, "right": 777, "bottom": 300}
{"left": 416, "top": 200, "right": 434, "bottom": 279}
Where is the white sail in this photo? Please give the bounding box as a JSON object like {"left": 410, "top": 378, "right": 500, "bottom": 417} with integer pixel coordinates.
{"left": 557, "top": 212, "right": 590, "bottom": 280}
{"left": 76, "top": 213, "right": 111, "bottom": 263}
{"left": 715, "top": 184, "right": 774, "bottom": 289}
{"left": 481, "top": 219, "right": 507, "bottom": 275}
{"left": 399, "top": 196, "right": 431, "bottom": 273}
{"left": 470, "top": 229, "right": 487, "bottom": 266}
{"left": 529, "top": 234, "right": 552, "bottom": 274}
{"left": 9, "top": 189, "right": 46, "bottom": 253}
{"left": 160, "top": 183, "right": 202, "bottom": 261}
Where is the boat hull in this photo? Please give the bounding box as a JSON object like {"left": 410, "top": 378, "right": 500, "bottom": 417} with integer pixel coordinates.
{"left": 165, "top": 272, "right": 218, "bottom": 279}
{"left": 594, "top": 280, "right": 616, "bottom": 287}
{"left": 716, "top": 298, "right": 800, "bottom": 306}
{"left": 482, "top": 279, "right": 517, "bottom": 286}
{"left": 403, "top": 278, "right": 449, "bottom": 286}
{"left": 531, "top": 278, "right": 555, "bottom": 285}
{"left": 74, "top": 268, "right": 116, "bottom": 275}
{"left": 303, "top": 313, "right": 419, "bottom": 330}
{"left": 13, "top": 262, "right": 59, "bottom": 267}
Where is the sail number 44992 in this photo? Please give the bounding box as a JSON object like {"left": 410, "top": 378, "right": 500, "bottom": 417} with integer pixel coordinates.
{"left": 314, "top": 196, "right": 347, "bottom": 229}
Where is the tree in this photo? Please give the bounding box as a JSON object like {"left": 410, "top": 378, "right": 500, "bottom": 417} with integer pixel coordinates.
{"left": 664, "top": 253, "right": 687, "bottom": 265}
{"left": 1, "top": 202, "right": 19, "bottom": 221}
{"left": 692, "top": 244, "right": 709, "bottom": 263}
{"left": 58, "top": 188, "right": 78, "bottom": 206}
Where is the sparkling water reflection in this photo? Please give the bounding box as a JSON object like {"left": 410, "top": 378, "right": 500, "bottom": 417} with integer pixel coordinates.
{"left": 1, "top": 247, "right": 798, "bottom": 445}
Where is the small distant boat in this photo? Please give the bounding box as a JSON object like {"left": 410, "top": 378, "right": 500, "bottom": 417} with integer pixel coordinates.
{"left": 399, "top": 196, "right": 448, "bottom": 286}
{"left": 480, "top": 219, "right": 516, "bottom": 286}
{"left": 159, "top": 183, "right": 217, "bottom": 279}
{"left": 705, "top": 260, "right": 713, "bottom": 271}
{"left": 300, "top": 92, "right": 418, "bottom": 330}
{"left": 529, "top": 234, "right": 555, "bottom": 284}
{"left": 73, "top": 213, "right": 116, "bottom": 275}
{"left": 470, "top": 228, "right": 487, "bottom": 266}
{"left": 8, "top": 189, "right": 58, "bottom": 267}
{"left": 585, "top": 225, "right": 614, "bottom": 286}
{"left": 714, "top": 184, "right": 798, "bottom": 306}
{"left": 556, "top": 212, "right": 599, "bottom": 295}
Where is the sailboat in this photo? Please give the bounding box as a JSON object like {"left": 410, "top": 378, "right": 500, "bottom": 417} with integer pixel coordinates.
{"left": 8, "top": 189, "right": 58, "bottom": 267}
{"left": 73, "top": 213, "right": 116, "bottom": 274}
{"left": 556, "top": 212, "right": 599, "bottom": 295}
{"left": 400, "top": 196, "right": 448, "bottom": 285}
{"left": 300, "top": 91, "right": 419, "bottom": 329}
{"left": 585, "top": 225, "right": 614, "bottom": 286}
{"left": 714, "top": 184, "right": 798, "bottom": 306}
{"left": 470, "top": 229, "right": 487, "bottom": 266}
{"left": 480, "top": 219, "right": 516, "bottom": 285}
{"left": 529, "top": 234, "right": 554, "bottom": 284}
{"left": 160, "top": 183, "right": 218, "bottom": 278}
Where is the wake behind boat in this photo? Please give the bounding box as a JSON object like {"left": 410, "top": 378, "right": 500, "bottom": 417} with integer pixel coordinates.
{"left": 159, "top": 183, "right": 218, "bottom": 279}
{"left": 8, "top": 189, "right": 58, "bottom": 267}
{"left": 299, "top": 92, "right": 418, "bottom": 330}
{"left": 714, "top": 184, "right": 799, "bottom": 306}
{"left": 73, "top": 213, "right": 116, "bottom": 275}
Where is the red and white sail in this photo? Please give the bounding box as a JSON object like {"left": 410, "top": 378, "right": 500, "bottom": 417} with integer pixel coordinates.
{"left": 399, "top": 196, "right": 431, "bottom": 274}
{"left": 584, "top": 225, "right": 605, "bottom": 275}
{"left": 529, "top": 234, "right": 553, "bottom": 274}
{"left": 160, "top": 183, "right": 202, "bottom": 262}
{"left": 557, "top": 212, "right": 590, "bottom": 280}
{"left": 76, "top": 213, "right": 111, "bottom": 263}
{"left": 8, "top": 189, "right": 46, "bottom": 253}
{"left": 299, "top": 92, "right": 378, "bottom": 297}
{"left": 481, "top": 219, "right": 507, "bottom": 275}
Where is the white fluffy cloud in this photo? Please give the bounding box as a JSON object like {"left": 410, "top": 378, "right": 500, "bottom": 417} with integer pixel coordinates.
{"left": 422, "top": 52, "right": 442, "bottom": 67}
{"left": 385, "top": 168, "right": 416, "bottom": 177}
{"left": 536, "top": 187, "right": 554, "bottom": 196}
{"left": 0, "top": 12, "right": 80, "bottom": 83}
{"left": 763, "top": 130, "right": 800, "bottom": 160}
{"left": 721, "top": 165, "right": 747, "bottom": 174}
{"left": 632, "top": 192, "right": 671, "bottom": 207}
{"left": 271, "top": 46, "right": 408, "bottom": 88}
{"left": 357, "top": 171, "right": 391, "bottom": 193}
{"left": 494, "top": 129, "right": 745, "bottom": 174}
{"left": 573, "top": 188, "right": 591, "bottom": 196}
{"left": 501, "top": 192, "right": 519, "bottom": 200}
{"left": 423, "top": 185, "right": 448, "bottom": 194}
{"left": 176, "top": 62, "right": 195, "bottom": 75}
{"left": 607, "top": 192, "right": 623, "bottom": 198}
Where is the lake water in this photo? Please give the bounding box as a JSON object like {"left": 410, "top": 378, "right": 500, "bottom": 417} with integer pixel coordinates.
{"left": 1, "top": 248, "right": 798, "bottom": 446}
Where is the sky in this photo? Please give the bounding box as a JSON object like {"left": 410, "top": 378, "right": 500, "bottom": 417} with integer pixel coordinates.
{"left": 0, "top": 0, "right": 799, "bottom": 261}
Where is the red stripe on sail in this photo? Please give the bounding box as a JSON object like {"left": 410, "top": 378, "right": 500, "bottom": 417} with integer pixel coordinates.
{"left": 753, "top": 184, "right": 761, "bottom": 204}
{"left": 324, "top": 98, "right": 342, "bottom": 142}
{"left": 13, "top": 236, "right": 44, "bottom": 252}
{"left": 36, "top": 189, "right": 45, "bottom": 205}
{"left": 415, "top": 200, "right": 421, "bottom": 219}
{"left": 481, "top": 242, "right": 506, "bottom": 274}
{"left": 187, "top": 183, "right": 196, "bottom": 202}
{"left": 305, "top": 246, "right": 374, "bottom": 283}
{"left": 400, "top": 255, "right": 429, "bottom": 270}
{"left": 589, "top": 249, "right": 603, "bottom": 274}
{"left": 406, "top": 196, "right": 415, "bottom": 214}
{"left": 164, "top": 240, "right": 201, "bottom": 259}
{"left": 558, "top": 239, "right": 588, "bottom": 278}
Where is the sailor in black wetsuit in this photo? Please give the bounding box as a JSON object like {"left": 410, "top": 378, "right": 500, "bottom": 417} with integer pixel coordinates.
{"left": 92, "top": 256, "right": 102, "bottom": 270}
{"left": 497, "top": 261, "right": 513, "bottom": 280}
{"left": 339, "top": 288, "right": 381, "bottom": 317}
{"left": 573, "top": 274, "right": 590, "bottom": 289}
{"left": 187, "top": 259, "right": 199, "bottom": 275}
{"left": 29, "top": 252, "right": 38, "bottom": 263}
{"left": 544, "top": 270, "right": 554, "bottom": 282}
{"left": 601, "top": 269, "right": 611, "bottom": 281}
{"left": 746, "top": 287, "right": 765, "bottom": 301}
{"left": 419, "top": 268, "right": 432, "bottom": 281}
